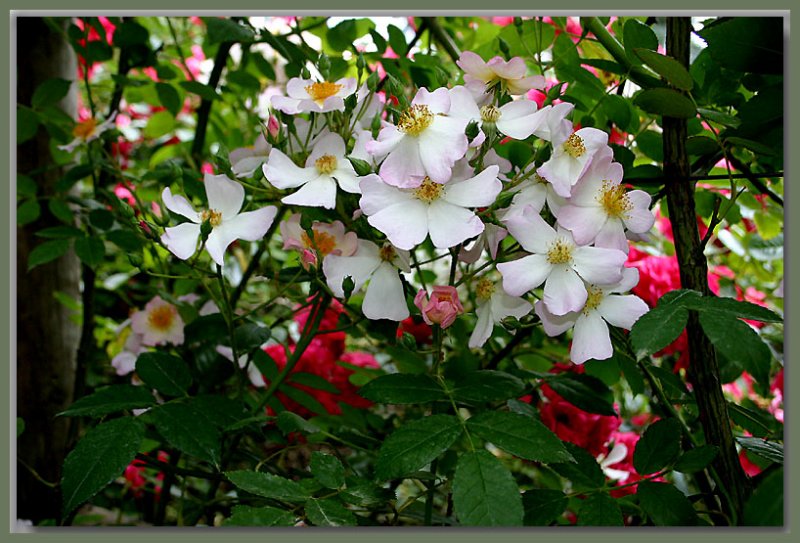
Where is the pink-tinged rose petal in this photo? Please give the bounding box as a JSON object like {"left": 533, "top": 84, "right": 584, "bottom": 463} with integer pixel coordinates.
{"left": 270, "top": 95, "right": 301, "bottom": 114}
{"left": 598, "top": 294, "right": 649, "bottom": 330}
{"left": 365, "top": 125, "right": 404, "bottom": 158}
{"left": 427, "top": 200, "right": 484, "bottom": 249}
{"left": 162, "top": 187, "right": 200, "bottom": 222}
{"left": 456, "top": 51, "right": 495, "bottom": 81}
{"left": 307, "top": 132, "right": 346, "bottom": 165}
{"left": 412, "top": 87, "right": 451, "bottom": 114}
{"left": 161, "top": 222, "right": 201, "bottom": 260}
{"left": 507, "top": 75, "right": 546, "bottom": 95}
{"left": 498, "top": 254, "right": 552, "bottom": 296}
{"left": 594, "top": 219, "right": 629, "bottom": 253}
{"left": 323, "top": 240, "right": 382, "bottom": 297}
{"left": 417, "top": 116, "right": 469, "bottom": 182}
{"left": 448, "top": 86, "right": 481, "bottom": 121}
{"left": 442, "top": 165, "right": 501, "bottom": 208}
{"left": 503, "top": 206, "right": 556, "bottom": 254}
{"left": 610, "top": 267, "right": 640, "bottom": 294}
{"left": 359, "top": 175, "right": 415, "bottom": 216}
{"left": 534, "top": 300, "right": 576, "bottom": 336}
{"left": 363, "top": 262, "right": 409, "bottom": 321}
{"left": 557, "top": 204, "right": 607, "bottom": 245}
{"left": 286, "top": 77, "right": 313, "bottom": 99}
{"left": 487, "top": 56, "right": 526, "bottom": 80}
{"left": 571, "top": 246, "right": 626, "bottom": 285}
{"left": 376, "top": 136, "right": 427, "bottom": 188}
{"left": 495, "top": 100, "right": 539, "bottom": 139}
{"left": 571, "top": 312, "right": 612, "bottom": 364}
{"left": 543, "top": 266, "right": 587, "bottom": 316}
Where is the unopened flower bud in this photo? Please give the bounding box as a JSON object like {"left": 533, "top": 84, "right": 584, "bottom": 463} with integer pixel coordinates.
{"left": 348, "top": 156, "right": 372, "bottom": 176}
{"left": 317, "top": 53, "right": 331, "bottom": 79}
{"left": 128, "top": 253, "right": 144, "bottom": 269}
{"left": 498, "top": 37, "right": 511, "bottom": 60}
{"left": 200, "top": 218, "right": 213, "bottom": 241}
{"left": 414, "top": 286, "right": 464, "bottom": 329}
{"left": 465, "top": 120, "right": 480, "bottom": 143}
{"left": 366, "top": 71, "right": 380, "bottom": 92}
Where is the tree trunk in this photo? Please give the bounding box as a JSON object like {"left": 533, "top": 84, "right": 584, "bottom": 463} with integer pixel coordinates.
{"left": 16, "top": 16, "right": 80, "bottom": 523}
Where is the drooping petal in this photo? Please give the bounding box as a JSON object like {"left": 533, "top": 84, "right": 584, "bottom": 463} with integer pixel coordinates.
{"left": 323, "top": 240, "right": 382, "bottom": 297}
{"left": 161, "top": 222, "right": 201, "bottom": 261}
{"left": 263, "top": 148, "right": 318, "bottom": 189}
{"left": 281, "top": 175, "right": 338, "bottom": 209}
{"left": 442, "top": 165, "right": 501, "bottom": 208}
{"left": 557, "top": 204, "right": 607, "bottom": 245}
{"left": 571, "top": 312, "right": 613, "bottom": 364}
{"left": 534, "top": 300, "right": 577, "bottom": 336}
{"left": 367, "top": 200, "right": 429, "bottom": 250}
{"left": 162, "top": 187, "right": 201, "bottom": 222}
{"left": 204, "top": 173, "right": 244, "bottom": 218}
{"left": 598, "top": 294, "right": 649, "bottom": 330}
{"left": 498, "top": 254, "right": 552, "bottom": 296}
{"left": 543, "top": 266, "right": 587, "bottom": 316}
{"left": 456, "top": 51, "right": 495, "bottom": 82}
{"left": 468, "top": 301, "right": 495, "bottom": 349}
{"left": 427, "top": 200, "right": 485, "bottom": 249}
{"left": 362, "top": 262, "right": 409, "bottom": 321}
{"left": 495, "top": 100, "right": 539, "bottom": 139}
{"left": 571, "top": 246, "right": 626, "bottom": 285}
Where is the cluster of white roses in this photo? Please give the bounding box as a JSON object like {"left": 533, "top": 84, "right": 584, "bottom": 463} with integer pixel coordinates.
{"left": 158, "top": 50, "right": 656, "bottom": 364}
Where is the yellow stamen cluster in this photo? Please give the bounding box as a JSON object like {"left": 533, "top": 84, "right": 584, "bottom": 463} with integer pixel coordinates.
{"left": 582, "top": 286, "right": 604, "bottom": 316}
{"left": 476, "top": 277, "right": 495, "bottom": 301}
{"left": 597, "top": 180, "right": 632, "bottom": 219}
{"left": 305, "top": 81, "right": 342, "bottom": 104}
{"left": 148, "top": 305, "right": 176, "bottom": 331}
{"left": 200, "top": 209, "right": 223, "bottom": 227}
{"left": 379, "top": 243, "right": 396, "bottom": 262}
{"left": 413, "top": 177, "right": 445, "bottom": 204}
{"left": 315, "top": 154, "right": 338, "bottom": 175}
{"left": 546, "top": 238, "right": 574, "bottom": 265}
{"left": 563, "top": 133, "right": 586, "bottom": 158}
{"left": 302, "top": 229, "right": 337, "bottom": 257}
{"left": 73, "top": 118, "right": 98, "bottom": 140}
{"left": 480, "top": 105, "right": 501, "bottom": 123}
{"left": 397, "top": 104, "right": 434, "bottom": 136}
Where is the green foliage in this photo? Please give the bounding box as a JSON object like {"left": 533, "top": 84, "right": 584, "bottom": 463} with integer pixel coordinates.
{"left": 452, "top": 450, "right": 524, "bottom": 526}
{"left": 305, "top": 498, "right": 357, "bottom": 526}
{"left": 465, "top": 411, "right": 573, "bottom": 463}
{"left": 637, "top": 481, "right": 700, "bottom": 526}
{"left": 58, "top": 385, "right": 156, "bottom": 417}
{"left": 743, "top": 467, "right": 783, "bottom": 526}
{"left": 359, "top": 373, "right": 446, "bottom": 403}
{"left": 375, "top": 414, "right": 463, "bottom": 480}
{"left": 310, "top": 452, "right": 345, "bottom": 489}
{"left": 448, "top": 370, "right": 525, "bottom": 403}
{"left": 577, "top": 493, "right": 623, "bottom": 526}
{"left": 222, "top": 505, "right": 296, "bottom": 526}
{"left": 522, "top": 489, "right": 567, "bottom": 526}
{"left": 546, "top": 373, "right": 616, "bottom": 416}
{"left": 135, "top": 352, "right": 192, "bottom": 397}
{"left": 149, "top": 402, "right": 222, "bottom": 465}
{"left": 225, "top": 470, "right": 310, "bottom": 502}
{"left": 633, "top": 418, "right": 682, "bottom": 474}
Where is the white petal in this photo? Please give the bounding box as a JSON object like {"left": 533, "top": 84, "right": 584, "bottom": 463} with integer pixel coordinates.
{"left": 162, "top": 187, "right": 200, "bottom": 222}
{"left": 442, "top": 165, "right": 501, "bottom": 208}
{"left": 161, "top": 222, "right": 201, "bottom": 260}
{"left": 270, "top": 95, "right": 301, "bottom": 114}
{"left": 468, "top": 301, "right": 495, "bottom": 349}
{"left": 571, "top": 312, "right": 612, "bottom": 364}
{"left": 263, "top": 148, "right": 318, "bottom": 189}
{"left": 496, "top": 100, "right": 538, "bottom": 139}
{"left": 448, "top": 85, "right": 481, "bottom": 121}
{"left": 204, "top": 173, "right": 244, "bottom": 218}
{"left": 498, "top": 254, "right": 552, "bottom": 297}
{"left": 231, "top": 155, "right": 268, "bottom": 178}
{"left": 412, "top": 87, "right": 451, "bottom": 114}
{"left": 332, "top": 166, "right": 362, "bottom": 194}
{"left": 362, "top": 262, "right": 409, "bottom": 321}
{"left": 543, "top": 266, "right": 587, "bottom": 316}
{"left": 503, "top": 205, "right": 556, "bottom": 254}
{"left": 222, "top": 206, "right": 278, "bottom": 242}
{"left": 572, "top": 246, "right": 626, "bottom": 285}
{"left": 366, "top": 125, "right": 404, "bottom": 158}
{"left": 609, "top": 267, "right": 640, "bottom": 294}
{"left": 367, "top": 200, "right": 429, "bottom": 251}
{"left": 557, "top": 204, "right": 607, "bottom": 246}
{"left": 307, "top": 132, "right": 346, "bottom": 165}
{"left": 359, "top": 174, "right": 414, "bottom": 215}
{"left": 491, "top": 291, "right": 533, "bottom": 320}
{"left": 427, "top": 200, "right": 484, "bottom": 249}
{"left": 594, "top": 218, "right": 629, "bottom": 253}
{"left": 286, "top": 77, "right": 314, "bottom": 99}
{"left": 598, "top": 294, "right": 649, "bottom": 330}
{"left": 323, "top": 240, "right": 381, "bottom": 297}
{"left": 456, "top": 51, "right": 494, "bottom": 81}
{"left": 417, "top": 117, "right": 469, "bottom": 183}
{"left": 377, "top": 136, "right": 427, "bottom": 188}
{"left": 534, "top": 299, "right": 577, "bottom": 336}
{"left": 282, "top": 175, "right": 338, "bottom": 209}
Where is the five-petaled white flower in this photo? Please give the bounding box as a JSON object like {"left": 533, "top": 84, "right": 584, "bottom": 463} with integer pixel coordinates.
{"left": 534, "top": 268, "right": 649, "bottom": 364}
{"left": 271, "top": 76, "right": 357, "bottom": 114}
{"left": 130, "top": 295, "right": 185, "bottom": 347}
{"left": 229, "top": 133, "right": 272, "bottom": 178}
{"left": 359, "top": 164, "right": 501, "bottom": 250}
{"left": 537, "top": 127, "right": 610, "bottom": 198}
{"left": 323, "top": 239, "right": 411, "bottom": 321}
{"left": 58, "top": 114, "right": 117, "bottom": 152}
{"left": 468, "top": 277, "right": 532, "bottom": 348}
{"left": 161, "top": 173, "right": 278, "bottom": 267}
{"left": 457, "top": 51, "right": 546, "bottom": 97}
{"left": 263, "top": 132, "right": 361, "bottom": 209}
{"left": 498, "top": 205, "right": 627, "bottom": 316}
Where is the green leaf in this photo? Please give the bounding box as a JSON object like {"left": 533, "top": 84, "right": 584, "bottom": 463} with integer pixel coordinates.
{"left": 310, "top": 452, "right": 345, "bottom": 489}
{"left": 633, "top": 49, "right": 693, "bottom": 90}
{"left": 222, "top": 505, "right": 295, "bottom": 526}
{"left": 339, "top": 478, "right": 395, "bottom": 507}
{"left": 375, "top": 414, "right": 463, "bottom": 480}
{"left": 142, "top": 110, "right": 176, "bottom": 139}
{"left": 633, "top": 418, "right": 682, "bottom": 475}
{"left": 48, "top": 198, "right": 74, "bottom": 224}
{"left": 522, "top": 489, "right": 567, "bottom": 526}
{"left": 225, "top": 470, "right": 310, "bottom": 502}
{"left": 205, "top": 17, "right": 255, "bottom": 44}
{"left": 697, "top": 296, "right": 782, "bottom": 323}
{"left": 736, "top": 436, "right": 783, "bottom": 465}
{"left": 135, "top": 352, "right": 192, "bottom": 397}
{"left": 386, "top": 24, "right": 407, "bottom": 57}
{"left": 623, "top": 19, "right": 658, "bottom": 61}
{"left": 634, "top": 88, "right": 697, "bottom": 119}
{"left": 27, "top": 239, "right": 70, "bottom": 271}
{"left": 743, "top": 467, "right": 783, "bottom": 526}
{"left": 88, "top": 209, "right": 114, "bottom": 230}
{"left": 637, "top": 481, "right": 699, "bottom": 526}
{"left": 551, "top": 442, "right": 606, "bottom": 490}
{"left": 449, "top": 370, "right": 525, "bottom": 403}
{"left": 150, "top": 402, "right": 221, "bottom": 465}
{"left": 156, "top": 82, "right": 182, "bottom": 117}
{"left": 305, "top": 497, "right": 356, "bottom": 526}
{"left": 61, "top": 417, "right": 144, "bottom": 516}
{"left": 74, "top": 236, "right": 105, "bottom": 268}
{"left": 17, "top": 418, "right": 25, "bottom": 437}
{"left": 698, "top": 18, "right": 783, "bottom": 74}
{"left": 17, "top": 105, "right": 40, "bottom": 143}
{"left": 674, "top": 445, "right": 719, "bottom": 474}
{"left": 577, "top": 492, "right": 624, "bottom": 526}
{"left": 686, "top": 135, "right": 720, "bottom": 156}
{"left": 453, "top": 450, "right": 523, "bottom": 526}
{"left": 385, "top": 345, "right": 427, "bottom": 374}
{"left": 699, "top": 312, "right": 771, "bottom": 389}
{"left": 728, "top": 402, "right": 780, "bottom": 438}
{"left": 180, "top": 81, "right": 220, "bottom": 101}
{"left": 17, "top": 174, "right": 37, "bottom": 197}
{"left": 629, "top": 291, "right": 701, "bottom": 358}
{"left": 32, "top": 78, "right": 72, "bottom": 109}
{"left": 276, "top": 411, "right": 320, "bottom": 435}
{"left": 289, "top": 372, "right": 340, "bottom": 394}
{"left": 546, "top": 373, "right": 616, "bottom": 416}
{"left": 252, "top": 349, "right": 279, "bottom": 381}
{"left": 466, "top": 411, "right": 573, "bottom": 464}
{"left": 233, "top": 322, "right": 271, "bottom": 352}
{"left": 113, "top": 20, "right": 149, "bottom": 47}
{"left": 358, "top": 373, "right": 446, "bottom": 404}
{"left": 106, "top": 230, "right": 143, "bottom": 251}
{"left": 58, "top": 385, "right": 155, "bottom": 417}
{"left": 17, "top": 199, "right": 40, "bottom": 226}
{"left": 279, "top": 385, "right": 328, "bottom": 415}
{"left": 188, "top": 395, "right": 247, "bottom": 430}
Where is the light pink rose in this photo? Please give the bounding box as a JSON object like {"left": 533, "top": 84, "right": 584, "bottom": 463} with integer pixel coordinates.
{"left": 414, "top": 286, "right": 464, "bottom": 329}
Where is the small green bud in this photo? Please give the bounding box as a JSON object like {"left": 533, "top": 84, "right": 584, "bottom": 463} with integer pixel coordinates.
{"left": 341, "top": 275, "right": 355, "bottom": 300}
{"left": 498, "top": 37, "right": 511, "bottom": 59}
{"left": 301, "top": 66, "right": 311, "bottom": 80}
{"left": 465, "top": 120, "right": 480, "bottom": 143}
{"left": 317, "top": 53, "right": 331, "bottom": 79}
{"left": 366, "top": 71, "right": 380, "bottom": 92}
{"left": 344, "top": 93, "right": 358, "bottom": 113}
{"left": 348, "top": 156, "right": 372, "bottom": 176}
{"left": 200, "top": 219, "right": 213, "bottom": 241}
{"left": 128, "top": 253, "right": 144, "bottom": 269}
{"left": 399, "top": 332, "right": 417, "bottom": 350}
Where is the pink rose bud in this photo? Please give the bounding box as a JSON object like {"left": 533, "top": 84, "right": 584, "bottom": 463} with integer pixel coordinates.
{"left": 267, "top": 115, "right": 280, "bottom": 139}
{"left": 414, "top": 286, "right": 464, "bottom": 329}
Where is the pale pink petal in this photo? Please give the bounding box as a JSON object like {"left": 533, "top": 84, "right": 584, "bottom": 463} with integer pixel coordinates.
{"left": 263, "top": 148, "right": 318, "bottom": 189}
{"left": 223, "top": 206, "right": 278, "bottom": 242}
{"left": 367, "top": 200, "right": 429, "bottom": 250}
{"left": 571, "top": 312, "right": 612, "bottom": 364}
{"left": 448, "top": 86, "right": 481, "bottom": 121}
{"left": 594, "top": 219, "right": 629, "bottom": 253}
{"left": 456, "top": 51, "right": 495, "bottom": 82}
{"left": 571, "top": 246, "right": 626, "bottom": 285}
{"left": 534, "top": 300, "right": 577, "bottom": 336}
{"left": 506, "top": 75, "right": 546, "bottom": 95}
{"left": 488, "top": 56, "right": 526, "bottom": 79}
{"left": 366, "top": 125, "right": 404, "bottom": 158}
{"left": 498, "top": 254, "right": 552, "bottom": 296}
{"left": 543, "top": 266, "right": 587, "bottom": 316}
{"left": 623, "top": 194, "right": 656, "bottom": 233}
{"left": 609, "top": 267, "right": 640, "bottom": 294}
{"left": 332, "top": 166, "right": 361, "bottom": 194}
{"left": 495, "top": 100, "right": 539, "bottom": 139}
{"left": 282, "top": 175, "right": 338, "bottom": 209}
{"left": 427, "top": 200, "right": 484, "bottom": 249}
{"left": 286, "top": 77, "right": 314, "bottom": 99}
{"left": 531, "top": 102, "right": 574, "bottom": 143}
{"left": 598, "top": 294, "right": 649, "bottom": 330}
{"left": 491, "top": 291, "right": 533, "bottom": 320}
{"left": 363, "top": 262, "right": 409, "bottom": 321}
{"left": 270, "top": 95, "right": 301, "bottom": 114}
{"left": 442, "top": 165, "right": 501, "bottom": 208}
{"left": 204, "top": 174, "right": 244, "bottom": 218}
{"left": 417, "top": 116, "right": 469, "bottom": 183}
{"left": 412, "top": 87, "right": 451, "bottom": 114}
{"left": 557, "top": 204, "right": 607, "bottom": 245}
{"left": 162, "top": 187, "right": 200, "bottom": 222}
{"left": 161, "top": 222, "right": 200, "bottom": 260}
{"left": 231, "top": 156, "right": 268, "bottom": 178}
{"left": 334, "top": 77, "right": 358, "bottom": 98}
{"left": 377, "top": 136, "right": 427, "bottom": 188}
